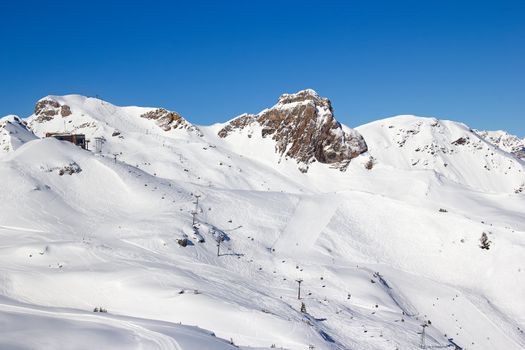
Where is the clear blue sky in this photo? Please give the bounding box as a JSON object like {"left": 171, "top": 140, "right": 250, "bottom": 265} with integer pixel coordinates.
{"left": 1, "top": 0, "right": 524, "bottom": 136}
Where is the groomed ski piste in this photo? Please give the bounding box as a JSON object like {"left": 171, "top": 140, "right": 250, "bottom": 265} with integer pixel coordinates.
{"left": 0, "top": 93, "right": 524, "bottom": 349}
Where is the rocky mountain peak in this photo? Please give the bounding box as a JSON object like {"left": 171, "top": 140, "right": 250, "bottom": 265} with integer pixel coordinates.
{"left": 218, "top": 90, "right": 367, "bottom": 172}
{"left": 275, "top": 89, "right": 328, "bottom": 106}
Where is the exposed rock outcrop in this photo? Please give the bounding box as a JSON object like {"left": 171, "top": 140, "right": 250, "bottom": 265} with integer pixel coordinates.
{"left": 60, "top": 105, "right": 72, "bottom": 117}
{"left": 140, "top": 108, "right": 201, "bottom": 135}
{"left": 34, "top": 99, "right": 72, "bottom": 121}
{"left": 217, "top": 114, "right": 256, "bottom": 138}
{"left": 218, "top": 89, "right": 367, "bottom": 172}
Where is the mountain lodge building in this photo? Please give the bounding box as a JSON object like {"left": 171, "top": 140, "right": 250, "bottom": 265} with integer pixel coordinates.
{"left": 45, "top": 132, "right": 87, "bottom": 150}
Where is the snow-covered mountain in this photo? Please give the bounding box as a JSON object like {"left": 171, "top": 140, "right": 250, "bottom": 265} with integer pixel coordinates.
{"left": 1, "top": 90, "right": 524, "bottom": 349}
{"left": 475, "top": 129, "right": 525, "bottom": 160}
{"left": 0, "top": 115, "right": 37, "bottom": 157}
{"left": 357, "top": 115, "right": 525, "bottom": 193}
{"left": 28, "top": 95, "right": 201, "bottom": 140}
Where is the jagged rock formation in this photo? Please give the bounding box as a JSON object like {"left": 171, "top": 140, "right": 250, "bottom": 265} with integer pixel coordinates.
{"left": 218, "top": 89, "right": 367, "bottom": 172}
{"left": 139, "top": 108, "right": 201, "bottom": 135}
{"left": 476, "top": 130, "right": 525, "bottom": 160}
{"left": 217, "top": 114, "right": 255, "bottom": 138}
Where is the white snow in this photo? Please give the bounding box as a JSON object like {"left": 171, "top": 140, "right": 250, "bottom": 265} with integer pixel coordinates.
{"left": 0, "top": 95, "right": 524, "bottom": 349}
{"left": 475, "top": 129, "right": 525, "bottom": 159}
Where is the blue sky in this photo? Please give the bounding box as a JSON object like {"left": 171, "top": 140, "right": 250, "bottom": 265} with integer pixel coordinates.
{"left": 1, "top": 0, "right": 524, "bottom": 136}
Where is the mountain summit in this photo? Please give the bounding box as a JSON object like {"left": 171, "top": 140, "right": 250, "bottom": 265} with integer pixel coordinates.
{"left": 357, "top": 115, "right": 525, "bottom": 193}
{"left": 218, "top": 89, "right": 367, "bottom": 172}
{"left": 28, "top": 95, "right": 200, "bottom": 139}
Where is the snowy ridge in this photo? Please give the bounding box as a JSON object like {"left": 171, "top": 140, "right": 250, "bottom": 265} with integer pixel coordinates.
{"left": 475, "top": 129, "right": 525, "bottom": 160}
{"left": 28, "top": 94, "right": 199, "bottom": 140}
{"left": 0, "top": 115, "right": 37, "bottom": 157}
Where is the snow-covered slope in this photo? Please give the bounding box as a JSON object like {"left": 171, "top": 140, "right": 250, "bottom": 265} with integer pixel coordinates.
{"left": 1, "top": 93, "right": 524, "bottom": 349}
{"left": 0, "top": 115, "right": 37, "bottom": 157}
{"left": 476, "top": 129, "right": 525, "bottom": 160}
{"left": 0, "top": 296, "right": 239, "bottom": 350}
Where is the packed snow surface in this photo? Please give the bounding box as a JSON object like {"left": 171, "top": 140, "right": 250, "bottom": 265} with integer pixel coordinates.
{"left": 0, "top": 94, "right": 524, "bottom": 349}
